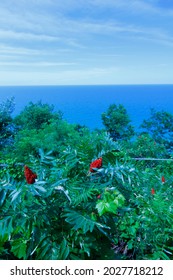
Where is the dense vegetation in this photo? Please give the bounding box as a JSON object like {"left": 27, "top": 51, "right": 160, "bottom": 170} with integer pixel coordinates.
{"left": 0, "top": 97, "right": 173, "bottom": 260}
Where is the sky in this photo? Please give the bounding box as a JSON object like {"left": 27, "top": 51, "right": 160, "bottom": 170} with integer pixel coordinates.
{"left": 0, "top": 0, "right": 173, "bottom": 85}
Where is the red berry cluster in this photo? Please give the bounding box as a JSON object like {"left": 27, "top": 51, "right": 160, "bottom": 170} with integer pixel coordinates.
{"left": 24, "top": 165, "right": 37, "bottom": 184}
{"left": 89, "top": 157, "right": 102, "bottom": 172}
{"left": 161, "top": 176, "right": 165, "bottom": 183}
{"left": 151, "top": 188, "right": 155, "bottom": 195}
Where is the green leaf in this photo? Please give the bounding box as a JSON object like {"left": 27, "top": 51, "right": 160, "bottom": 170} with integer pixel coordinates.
{"left": 73, "top": 187, "right": 97, "bottom": 205}
{"left": 0, "top": 216, "right": 13, "bottom": 241}
{"left": 96, "top": 190, "right": 125, "bottom": 216}
{"left": 127, "top": 240, "right": 134, "bottom": 250}
{"left": 10, "top": 189, "right": 22, "bottom": 202}
{"left": 0, "top": 189, "right": 7, "bottom": 207}
{"left": 63, "top": 209, "right": 109, "bottom": 234}
{"left": 96, "top": 200, "right": 118, "bottom": 216}
{"left": 58, "top": 239, "right": 69, "bottom": 260}
{"left": 11, "top": 239, "right": 27, "bottom": 259}
{"left": 36, "top": 238, "right": 59, "bottom": 260}
{"left": 102, "top": 151, "right": 117, "bottom": 165}
{"left": 34, "top": 185, "right": 47, "bottom": 193}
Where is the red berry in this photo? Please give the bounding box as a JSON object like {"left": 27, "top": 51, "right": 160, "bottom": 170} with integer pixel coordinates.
{"left": 24, "top": 165, "right": 37, "bottom": 184}
{"left": 151, "top": 188, "right": 155, "bottom": 195}
{"left": 161, "top": 176, "right": 165, "bottom": 183}
{"left": 89, "top": 157, "right": 102, "bottom": 172}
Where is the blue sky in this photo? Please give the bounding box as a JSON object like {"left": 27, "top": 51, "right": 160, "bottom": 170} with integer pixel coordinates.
{"left": 0, "top": 0, "right": 173, "bottom": 85}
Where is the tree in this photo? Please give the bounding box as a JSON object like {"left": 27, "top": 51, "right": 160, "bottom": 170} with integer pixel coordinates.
{"left": 140, "top": 108, "right": 173, "bottom": 152}
{"left": 12, "top": 120, "right": 81, "bottom": 160}
{"left": 101, "top": 104, "right": 135, "bottom": 141}
{"left": 0, "top": 97, "right": 15, "bottom": 150}
{"left": 14, "top": 101, "right": 63, "bottom": 131}
{"left": 129, "top": 133, "right": 167, "bottom": 160}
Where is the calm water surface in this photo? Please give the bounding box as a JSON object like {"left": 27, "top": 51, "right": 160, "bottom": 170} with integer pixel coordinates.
{"left": 0, "top": 85, "right": 173, "bottom": 130}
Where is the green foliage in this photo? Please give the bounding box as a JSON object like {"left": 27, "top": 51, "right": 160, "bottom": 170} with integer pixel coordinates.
{"left": 12, "top": 120, "right": 82, "bottom": 160}
{"left": 63, "top": 209, "right": 110, "bottom": 233}
{"left": 129, "top": 134, "right": 166, "bottom": 159}
{"left": 0, "top": 158, "right": 23, "bottom": 181}
{"left": 14, "top": 101, "right": 62, "bottom": 130}
{"left": 141, "top": 108, "right": 173, "bottom": 152}
{"left": 0, "top": 100, "right": 173, "bottom": 260}
{"left": 0, "top": 97, "right": 15, "bottom": 150}
{"left": 1, "top": 143, "right": 172, "bottom": 260}
{"left": 101, "top": 104, "right": 135, "bottom": 141}
{"left": 96, "top": 189, "right": 125, "bottom": 216}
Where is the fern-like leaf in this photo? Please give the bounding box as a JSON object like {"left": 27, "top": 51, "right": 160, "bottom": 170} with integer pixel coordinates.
{"left": 63, "top": 209, "right": 110, "bottom": 234}
{"left": 72, "top": 187, "right": 97, "bottom": 206}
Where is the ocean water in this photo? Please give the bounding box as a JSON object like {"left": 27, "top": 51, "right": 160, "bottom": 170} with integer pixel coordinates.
{"left": 0, "top": 84, "right": 173, "bottom": 130}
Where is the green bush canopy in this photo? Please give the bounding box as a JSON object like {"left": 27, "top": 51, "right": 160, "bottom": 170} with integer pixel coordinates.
{"left": 0, "top": 98, "right": 173, "bottom": 260}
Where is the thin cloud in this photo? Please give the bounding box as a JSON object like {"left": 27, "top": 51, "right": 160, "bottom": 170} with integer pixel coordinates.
{"left": 0, "top": 29, "right": 60, "bottom": 42}
{"left": 0, "top": 66, "right": 119, "bottom": 86}
{"left": 0, "top": 61, "right": 77, "bottom": 67}
{"left": 0, "top": 44, "right": 75, "bottom": 57}
{"left": 0, "top": 45, "right": 40, "bottom": 55}
{"left": 0, "top": 0, "right": 172, "bottom": 85}
{"left": 61, "top": 18, "right": 173, "bottom": 48}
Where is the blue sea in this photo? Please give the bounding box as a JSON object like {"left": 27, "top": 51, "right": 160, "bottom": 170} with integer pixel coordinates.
{"left": 0, "top": 84, "right": 173, "bottom": 130}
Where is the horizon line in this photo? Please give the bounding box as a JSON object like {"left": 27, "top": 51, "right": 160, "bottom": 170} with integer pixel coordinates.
{"left": 0, "top": 83, "right": 173, "bottom": 87}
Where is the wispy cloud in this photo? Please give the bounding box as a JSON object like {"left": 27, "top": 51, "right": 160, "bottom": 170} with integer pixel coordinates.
{"left": 0, "top": 66, "right": 119, "bottom": 86}
{"left": 0, "top": 0, "right": 172, "bottom": 85}
{"left": 0, "top": 0, "right": 172, "bottom": 48}
{"left": 0, "top": 61, "right": 77, "bottom": 67}
{"left": 91, "top": 0, "right": 173, "bottom": 15}
{"left": 0, "top": 29, "right": 60, "bottom": 42}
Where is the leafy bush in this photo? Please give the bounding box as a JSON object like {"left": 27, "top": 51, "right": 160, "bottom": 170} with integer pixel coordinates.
{"left": 1, "top": 143, "right": 173, "bottom": 260}
{"left": 0, "top": 99, "right": 173, "bottom": 260}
